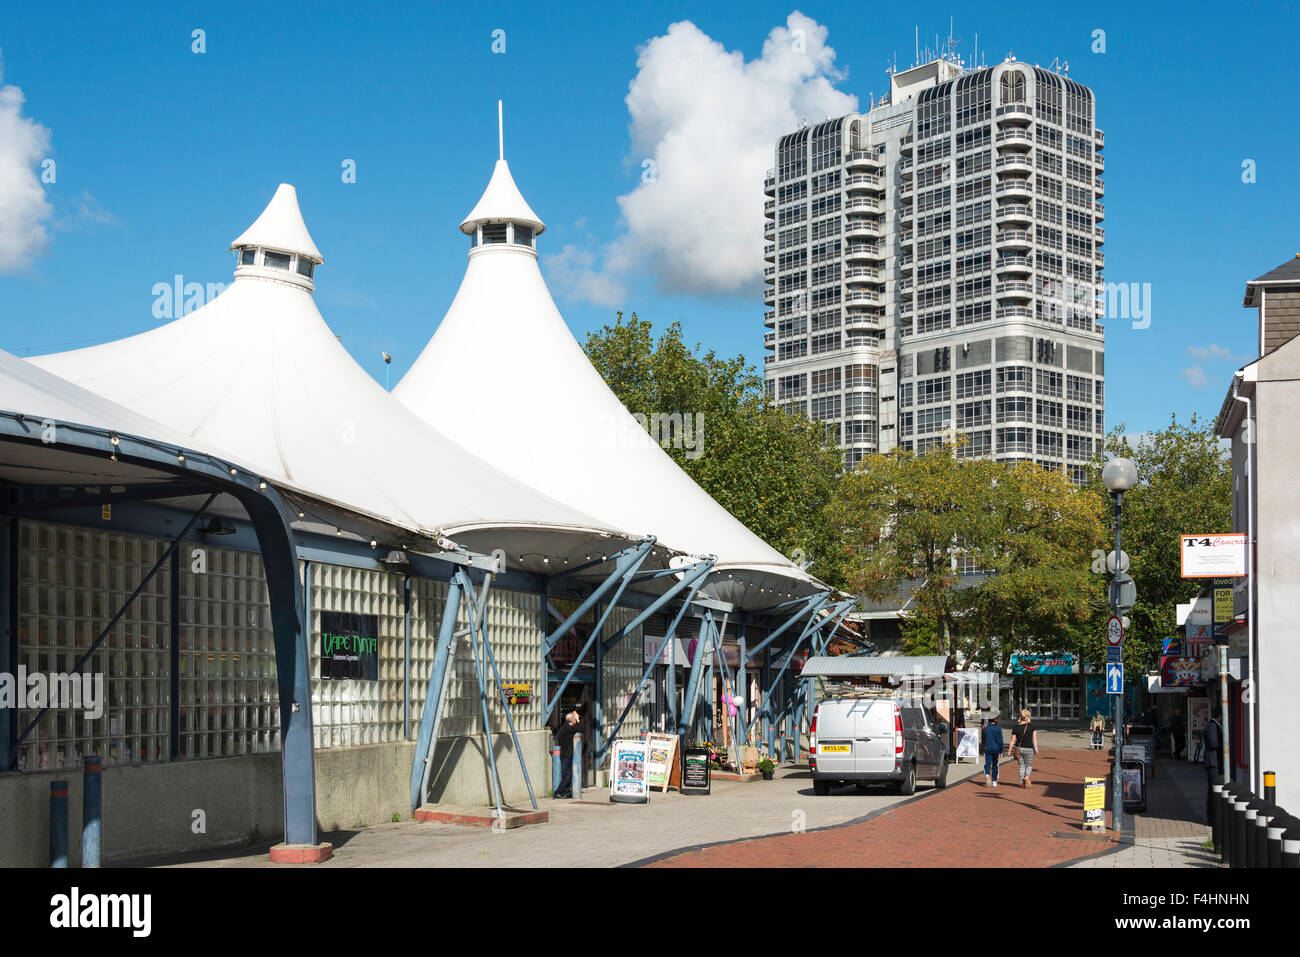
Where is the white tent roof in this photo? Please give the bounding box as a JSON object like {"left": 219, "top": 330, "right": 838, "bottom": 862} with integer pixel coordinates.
{"left": 395, "top": 156, "right": 826, "bottom": 607}
{"left": 230, "top": 183, "right": 323, "bottom": 263}
{"left": 460, "top": 159, "right": 545, "bottom": 236}
{"left": 27, "top": 186, "right": 635, "bottom": 569}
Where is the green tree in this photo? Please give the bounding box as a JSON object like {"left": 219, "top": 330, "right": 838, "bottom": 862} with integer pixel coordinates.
{"left": 828, "top": 445, "right": 1106, "bottom": 667}
{"left": 1079, "top": 414, "right": 1232, "bottom": 673}
{"left": 583, "top": 312, "right": 846, "bottom": 586}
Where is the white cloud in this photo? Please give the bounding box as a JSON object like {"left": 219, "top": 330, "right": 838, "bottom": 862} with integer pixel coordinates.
{"left": 543, "top": 242, "right": 627, "bottom": 308}
{"left": 0, "top": 51, "right": 53, "bottom": 273}
{"left": 1179, "top": 366, "right": 1209, "bottom": 389}
{"left": 550, "top": 12, "right": 857, "bottom": 303}
{"left": 1186, "top": 343, "right": 1232, "bottom": 362}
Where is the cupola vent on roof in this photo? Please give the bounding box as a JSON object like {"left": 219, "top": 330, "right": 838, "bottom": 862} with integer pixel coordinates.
{"left": 230, "top": 183, "right": 324, "bottom": 290}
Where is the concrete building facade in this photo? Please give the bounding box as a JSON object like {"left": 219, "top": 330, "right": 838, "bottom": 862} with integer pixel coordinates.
{"left": 764, "top": 55, "right": 1106, "bottom": 481}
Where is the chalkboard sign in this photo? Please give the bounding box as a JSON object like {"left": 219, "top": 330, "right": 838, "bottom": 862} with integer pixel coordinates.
{"left": 681, "top": 747, "right": 711, "bottom": 795}
{"left": 320, "top": 611, "right": 380, "bottom": 680}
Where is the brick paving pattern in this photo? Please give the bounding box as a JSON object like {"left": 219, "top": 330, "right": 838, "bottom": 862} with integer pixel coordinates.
{"left": 646, "top": 746, "right": 1123, "bottom": 868}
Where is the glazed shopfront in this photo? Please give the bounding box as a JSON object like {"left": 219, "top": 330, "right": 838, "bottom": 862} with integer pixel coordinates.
{"left": 1009, "top": 654, "right": 1084, "bottom": 723}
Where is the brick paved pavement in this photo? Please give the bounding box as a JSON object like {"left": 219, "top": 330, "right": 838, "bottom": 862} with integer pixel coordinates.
{"left": 645, "top": 745, "right": 1123, "bottom": 868}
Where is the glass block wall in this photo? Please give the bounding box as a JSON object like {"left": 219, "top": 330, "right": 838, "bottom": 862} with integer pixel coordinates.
{"left": 600, "top": 605, "right": 644, "bottom": 746}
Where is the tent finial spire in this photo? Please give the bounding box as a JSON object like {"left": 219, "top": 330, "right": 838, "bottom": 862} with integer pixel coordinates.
{"left": 498, "top": 100, "right": 504, "bottom": 161}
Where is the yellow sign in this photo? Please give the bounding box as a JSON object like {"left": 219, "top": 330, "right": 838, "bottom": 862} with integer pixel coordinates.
{"left": 500, "top": 682, "right": 531, "bottom": 705}
{"left": 1213, "top": 588, "right": 1233, "bottom": 623}
{"left": 1083, "top": 776, "right": 1106, "bottom": 830}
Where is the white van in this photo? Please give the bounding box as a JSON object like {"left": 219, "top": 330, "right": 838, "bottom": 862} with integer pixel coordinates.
{"left": 809, "top": 694, "right": 949, "bottom": 795}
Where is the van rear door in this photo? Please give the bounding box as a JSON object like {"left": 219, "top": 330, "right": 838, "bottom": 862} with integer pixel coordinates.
{"left": 814, "top": 700, "right": 856, "bottom": 776}
{"left": 852, "top": 699, "right": 896, "bottom": 774}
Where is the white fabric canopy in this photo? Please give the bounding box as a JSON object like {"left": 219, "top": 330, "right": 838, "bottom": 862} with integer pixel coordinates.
{"left": 27, "top": 185, "right": 633, "bottom": 566}
{"left": 395, "top": 157, "right": 826, "bottom": 606}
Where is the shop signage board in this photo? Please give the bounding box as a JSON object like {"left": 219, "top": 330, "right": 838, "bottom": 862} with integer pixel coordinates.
{"left": 644, "top": 732, "right": 680, "bottom": 791}
{"left": 319, "top": 611, "right": 380, "bottom": 681}
{"left": 609, "top": 739, "right": 650, "bottom": 804}
{"left": 1010, "top": 654, "right": 1076, "bottom": 675}
{"left": 1160, "top": 656, "right": 1202, "bottom": 687}
{"left": 1185, "top": 596, "right": 1213, "bottom": 645}
{"left": 499, "top": 682, "right": 531, "bottom": 705}
{"left": 680, "top": 747, "right": 711, "bottom": 795}
{"left": 1083, "top": 777, "right": 1106, "bottom": 830}
{"left": 1180, "top": 533, "right": 1247, "bottom": 578}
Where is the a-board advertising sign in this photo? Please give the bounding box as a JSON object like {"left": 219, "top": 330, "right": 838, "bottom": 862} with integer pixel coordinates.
{"left": 609, "top": 739, "right": 650, "bottom": 804}
{"left": 319, "top": 611, "right": 380, "bottom": 680}
{"left": 644, "top": 733, "right": 679, "bottom": 791}
{"left": 1184, "top": 596, "right": 1213, "bottom": 645}
{"left": 955, "top": 727, "right": 980, "bottom": 761}
{"left": 1180, "top": 534, "right": 1247, "bottom": 578}
{"left": 681, "top": 747, "right": 711, "bottom": 795}
{"left": 1083, "top": 777, "right": 1106, "bottom": 830}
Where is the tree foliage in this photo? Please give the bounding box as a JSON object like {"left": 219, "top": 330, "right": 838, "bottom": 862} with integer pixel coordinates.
{"left": 1077, "top": 414, "right": 1233, "bottom": 672}
{"left": 583, "top": 312, "right": 846, "bottom": 586}
{"left": 827, "top": 444, "right": 1106, "bottom": 669}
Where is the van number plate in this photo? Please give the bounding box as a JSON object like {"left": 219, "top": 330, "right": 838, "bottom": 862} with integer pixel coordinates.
{"left": 820, "top": 744, "right": 851, "bottom": 753}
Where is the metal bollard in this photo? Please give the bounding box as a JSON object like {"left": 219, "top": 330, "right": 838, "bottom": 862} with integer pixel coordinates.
{"left": 82, "top": 755, "right": 102, "bottom": 869}
{"left": 1265, "top": 812, "right": 1290, "bottom": 869}
{"left": 1218, "top": 784, "right": 1235, "bottom": 865}
{"left": 1242, "top": 799, "right": 1260, "bottom": 869}
{"left": 1231, "top": 792, "right": 1250, "bottom": 868}
{"left": 1252, "top": 800, "right": 1273, "bottom": 869}
{"left": 1284, "top": 819, "right": 1300, "bottom": 869}
{"left": 50, "top": 781, "right": 69, "bottom": 869}
{"left": 1264, "top": 770, "right": 1276, "bottom": 804}
{"left": 1210, "top": 783, "right": 1224, "bottom": 852}
{"left": 571, "top": 733, "right": 582, "bottom": 801}
{"left": 551, "top": 747, "right": 561, "bottom": 796}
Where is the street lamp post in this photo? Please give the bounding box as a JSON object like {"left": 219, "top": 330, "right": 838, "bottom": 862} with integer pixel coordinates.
{"left": 1102, "top": 457, "right": 1138, "bottom": 836}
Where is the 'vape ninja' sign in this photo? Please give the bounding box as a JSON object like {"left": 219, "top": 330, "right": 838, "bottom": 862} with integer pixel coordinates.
{"left": 320, "top": 611, "right": 380, "bottom": 681}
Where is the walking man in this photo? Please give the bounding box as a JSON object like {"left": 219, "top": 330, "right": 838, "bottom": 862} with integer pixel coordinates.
{"left": 1202, "top": 706, "right": 1224, "bottom": 823}
{"left": 555, "top": 708, "right": 580, "bottom": 799}
{"left": 981, "top": 712, "right": 1004, "bottom": 788}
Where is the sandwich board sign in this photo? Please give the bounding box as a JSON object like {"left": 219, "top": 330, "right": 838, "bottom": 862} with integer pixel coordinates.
{"left": 644, "top": 733, "right": 680, "bottom": 792}
{"left": 609, "top": 739, "right": 650, "bottom": 804}
{"left": 681, "top": 747, "right": 711, "bottom": 795}
{"left": 1083, "top": 777, "right": 1106, "bottom": 831}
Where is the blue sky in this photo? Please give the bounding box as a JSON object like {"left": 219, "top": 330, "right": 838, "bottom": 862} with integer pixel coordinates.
{"left": 1, "top": 1, "right": 1296, "bottom": 435}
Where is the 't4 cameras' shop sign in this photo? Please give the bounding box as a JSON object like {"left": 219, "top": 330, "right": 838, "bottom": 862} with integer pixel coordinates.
{"left": 320, "top": 612, "right": 380, "bottom": 681}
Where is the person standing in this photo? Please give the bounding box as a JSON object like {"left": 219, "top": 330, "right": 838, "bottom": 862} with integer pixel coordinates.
{"left": 1202, "top": 706, "right": 1224, "bottom": 823}
{"left": 1090, "top": 712, "right": 1105, "bottom": 750}
{"left": 981, "top": 713, "right": 1005, "bottom": 787}
{"left": 555, "top": 708, "right": 580, "bottom": 799}
{"left": 1010, "top": 709, "right": 1038, "bottom": 787}
{"left": 1171, "top": 709, "right": 1187, "bottom": 760}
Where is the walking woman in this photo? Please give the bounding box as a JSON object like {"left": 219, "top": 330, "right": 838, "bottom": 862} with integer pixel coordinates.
{"left": 1090, "top": 712, "right": 1105, "bottom": 750}
{"left": 1010, "top": 709, "right": 1038, "bottom": 787}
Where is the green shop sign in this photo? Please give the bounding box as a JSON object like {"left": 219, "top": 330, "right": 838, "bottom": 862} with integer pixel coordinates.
{"left": 320, "top": 611, "right": 380, "bottom": 681}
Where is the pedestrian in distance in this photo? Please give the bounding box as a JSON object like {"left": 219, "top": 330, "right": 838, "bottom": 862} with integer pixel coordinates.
{"left": 981, "top": 712, "right": 1004, "bottom": 787}
{"left": 1202, "top": 705, "right": 1224, "bottom": 823}
{"left": 1171, "top": 708, "right": 1186, "bottom": 760}
{"left": 1090, "top": 712, "right": 1105, "bottom": 750}
{"left": 1010, "top": 709, "right": 1038, "bottom": 787}
{"left": 554, "top": 708, "right": 580, "bottom": 799}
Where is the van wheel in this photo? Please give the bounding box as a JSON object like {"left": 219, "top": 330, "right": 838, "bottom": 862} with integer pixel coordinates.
{"left": 898, "top": 763, "right": 917, "bottom": 796}
{"left": 935, "top": 757, "right": 949, "bottom": 789}
{"left": 814, "top": 778, "right": 830, "bottom": 796}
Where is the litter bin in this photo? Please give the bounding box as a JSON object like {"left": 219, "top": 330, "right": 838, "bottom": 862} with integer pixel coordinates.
{"left": 1121, "top": 759, "right": 1146, "bottom": 813}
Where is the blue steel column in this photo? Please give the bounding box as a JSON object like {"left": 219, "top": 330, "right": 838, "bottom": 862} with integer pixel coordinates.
{"left": 678, "top": 611, "right": 713, "bottom": 738}
{"left": 594, "top": 600, "right": 604, "bottom": 765}
{"left": 410, "top": 575, "right": 463, "bottom": 810}
{"left": 1, "top": 518, "right": 17, "bottom": 770}
{"left": 736, "top": 624, "right": 747, "bottom": 758}
{"left": 237, "top": 486, "right": 315, "bottom": 848}
{"left": 762, "top": 647, "right": 772, "bottom": 755}
{"left": 403, "top": 575, "right": 412, "bottom": 740}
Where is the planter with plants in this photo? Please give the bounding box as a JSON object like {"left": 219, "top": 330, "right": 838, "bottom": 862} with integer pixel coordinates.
{"left": 757, "top": 757, "right": 776, "bottom": 780}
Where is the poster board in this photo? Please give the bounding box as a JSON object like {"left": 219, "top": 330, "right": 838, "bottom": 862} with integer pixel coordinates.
{"left": 319, "top": 611, "right": 380, "bottom": 680}
{"left": 1083, "top": 777, "right": 1106, "bottom": 830}
{"left": 681, "top": 747, "right": 711, "bottom": 795}
{"left": 955, "top": 728, "right": 980, "bottom": 762}
{"left": 610, "top": 739, "right": 649, "bottom": 804}
{"left": 645, "top": 733, "right": 680, "bottom": 791}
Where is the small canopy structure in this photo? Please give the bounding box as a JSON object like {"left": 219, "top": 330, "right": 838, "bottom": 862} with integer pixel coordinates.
{"left": 394, "top": 149, "right": 826, "bottom": 609}
{"left": 28, "top": 183, "right": 641, "bottom": 574}
{"left": 0, "top": 349, "right": 318, "bottom": 850}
